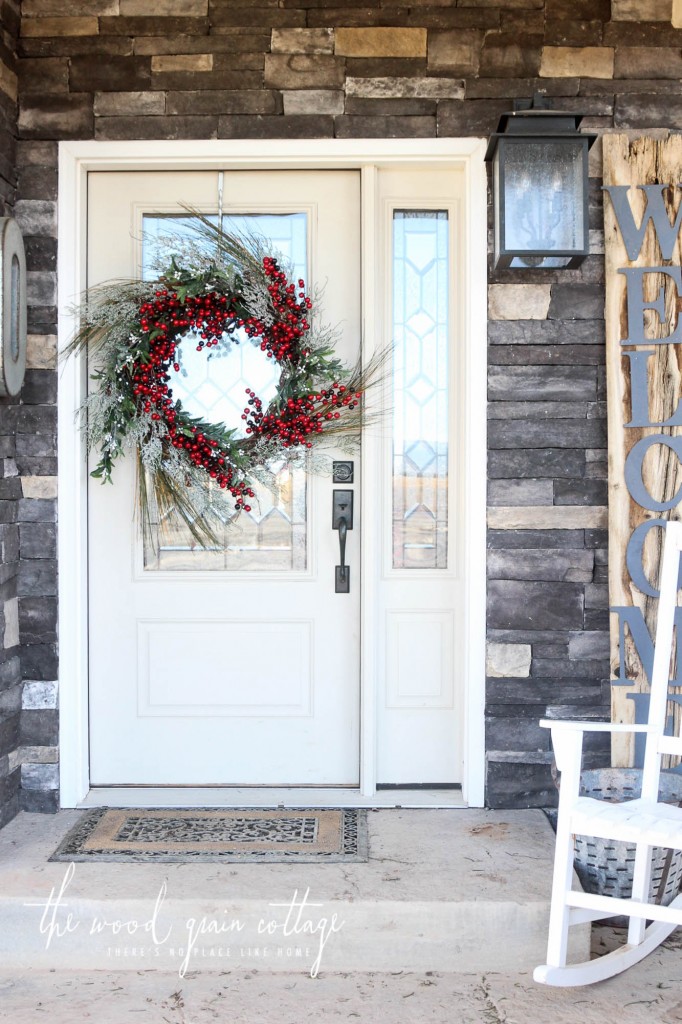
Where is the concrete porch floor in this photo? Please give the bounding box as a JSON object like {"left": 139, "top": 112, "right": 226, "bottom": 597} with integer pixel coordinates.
{"left": 0, "top": 808, "right": 679, "bottom": 1022}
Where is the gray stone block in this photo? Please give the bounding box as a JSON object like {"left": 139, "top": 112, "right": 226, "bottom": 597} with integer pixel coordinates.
{"left": 487, "top": 548, "right": 594, "bottom": 582}
{"left": 615, "top": 93, "right": 682, "bottom": 129}
{"left": 17, "top": 498, "right": 56, "bottom": 523}
{"left": 21, "top": 643, "right": 58, "bottom": 681}
{"left": 334, "top": 114, "right": 435, "bottom": 137}
{"left": 489, "top": 344, "right": 605, "bottom": 367}
{"left": 18, "top": 94, "right": 94, "bottom": 140}
{"left": 95, "top": 115, "right": 218, "bottom": 141}
{"left": 488, "top": 365, "right": 596, "bottom": 402}
{"left": 487, "top": 529, "right": 585, "bottom": 549}
{"left": 15, "top": 406, "right": 57, "bottom": 435}
{"left": 486, "top": 714, "right": 549, "bottom": 751}
{"left": 488, "top": 319, "right": 604, "bottom": 345}
{"left": 20, "top": 370, "right": 57, "bottom": 405}
{"left": 19, "top": 788, "right": 58, "bottom": 813}
{"left": 554, "top": 478, "right": 608, "bottom": 505}
{"left": 486, "top": 757, "right": 557, "bottom": 809}
{"left": 548, "top": 283, "right": 604, "bottom": 321}
{"left": 24, "top": 237, "right": 58, "bottom": 273}
{"left": 488, "top": 448, "right": 585, "bottom": 479}
{"left": 488, "top": 401, "right": 589, "bottom": 421}
{"left": 18, "top": 562, "right": 57, "bottom": 598}
{"left": 21, "top": 761, "right": 58, "bottom": 790}
{"left": 487, "top": 479, "right": 553, "bottom": 506}
{"left": 20, "top": 522, "right": 57, "bottom": 566}
{"left": 166, "top": 90, "right": 279, "bottom": 115}
{"left": 487, "top": 580, "right": 584, "bottom": 630}
{"left": 615, "top": 47, "right": 682, "bottom": 79}
{"left": 532, "top": 658, "right": 607, "bottom": 680}
{"left": 568, "top": 631, "right": 610, "bottom": 660}
{"left": 0, "top": 770, "right": 20, "bottom": 829}
{"left": 19, "top": 708, "right": 58, "bottom": 745}
{"left": 218, "top": 115, "right": 333, "bottom": 138}
{"left": 0, "top": 713, "right": 19, "bottom": 759}
{"left": 22, "top": 680, "right": 58, "bottom": 709}
{"left": 15, "top": 434, "right": 56, "bottom": 456}
{"left": 488, "top": 418, "right": 607, "bottom": 450}
{"left": 486, "top": 677, "right": 603, "bottom": 706}
{"left": 13, "top": 199, "right": 57, "bottom": 238}
{"left": 438, "top": 97, "right": 508, "bottom": 135}
{"left": 544, "top": 19, "right": 604, "bottom": 45}
{"left": 19, "top": 597, "right": 57, "bottom": 644}
{"left": 0, "top": 655, "right": 21, "bottom": 694}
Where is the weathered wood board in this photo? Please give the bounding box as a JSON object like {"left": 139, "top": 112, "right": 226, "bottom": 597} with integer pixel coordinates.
{"left": 604, "top": 134, "right": 682, "bottom": 767}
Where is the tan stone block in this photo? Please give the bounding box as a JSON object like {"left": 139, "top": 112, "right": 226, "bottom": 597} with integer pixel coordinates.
{"left": 271, "top": 28, "right": 333, "bottom": 55}
{"left": 613, "top": 0, "right": 671, "bottom": 18}
{"left": 0, "top": 61, "right": 18, "bottom": 103}
{"left": 540, "top": 46, "right": 614, "bottom": 79}
{"left": 487, "top": 506, "right": 608, "bottom": 529}
{"left": 21, "top": 17, "right": 100, "bottom": 36}
{"left": 486, "top": 642, "right": 532, "bottom": 679}
{"left": 151, "top": 54, "right": 213, "bottom": 73}
{"left": 335, "top": 28, "right": 426, "bottom": 58}
{"left": 21, "top": 476, "right": 58, "bottom": 499}
{"left": 26, "top": 333, "right": 57, "bottom": 369}
{"left": 121, "top": 0, "right": 206, "bottom": 12}
{"left": 488, "top": 284, "right": 551, "bottom": 321}
{"left": 674, "top": 0, "right": 682, "bottom": 26}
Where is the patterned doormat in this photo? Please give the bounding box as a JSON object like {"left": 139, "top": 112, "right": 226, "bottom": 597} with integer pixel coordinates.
{"left": 49, "top": 808, "right": 368, "bottom": 863}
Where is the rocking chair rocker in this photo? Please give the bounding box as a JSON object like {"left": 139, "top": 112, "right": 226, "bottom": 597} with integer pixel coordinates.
{"left": 534, "top": 519, "right": 682, "bottom": 986}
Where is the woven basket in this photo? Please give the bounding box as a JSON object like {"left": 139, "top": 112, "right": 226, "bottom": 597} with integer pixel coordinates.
{"left": 573, "top": 769, "right": 682, "bottom": 910}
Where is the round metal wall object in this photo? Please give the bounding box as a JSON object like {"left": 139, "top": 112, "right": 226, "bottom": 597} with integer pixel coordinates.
{"left": 0, "top": 217, "right": 27, "bottom": 397}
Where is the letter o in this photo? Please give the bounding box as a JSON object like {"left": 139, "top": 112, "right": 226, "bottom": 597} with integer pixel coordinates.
{"left": 624, "top": 434, "right": 682, "bottom": 511}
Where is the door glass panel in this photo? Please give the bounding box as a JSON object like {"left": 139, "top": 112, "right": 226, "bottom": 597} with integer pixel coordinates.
{"left": 392, "top": 210, "right": 449, "bottom": 570}
{"left": 141, "top": 213, "right": 308, "bottom": 572}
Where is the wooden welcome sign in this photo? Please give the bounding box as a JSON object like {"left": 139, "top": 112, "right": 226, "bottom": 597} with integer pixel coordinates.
{"left": 604, "top": 134, "right": 682, "bottom": 767}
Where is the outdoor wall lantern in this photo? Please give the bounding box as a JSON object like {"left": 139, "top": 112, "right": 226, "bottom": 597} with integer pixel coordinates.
{"left": 485, "top": 98, "right": 597, "bottom": 270}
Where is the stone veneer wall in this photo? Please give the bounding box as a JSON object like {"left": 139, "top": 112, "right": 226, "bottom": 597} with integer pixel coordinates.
{"left": 8, "top": 0, "right": 680, "bottom": 819}
{"left": 0, "top": 0, "right": 22, "bottom": 830}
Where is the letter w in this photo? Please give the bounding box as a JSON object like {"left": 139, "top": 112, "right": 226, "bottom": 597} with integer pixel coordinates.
{"left": 603, "top": 184, "right": 682, "bottom": 261}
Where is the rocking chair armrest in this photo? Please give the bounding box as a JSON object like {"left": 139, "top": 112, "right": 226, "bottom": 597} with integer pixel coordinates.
{"left": 539, "top": 720, "right": 655, "bottom": 734}
{"left": 540, "top": 721, "right": 655, "bottom": 775}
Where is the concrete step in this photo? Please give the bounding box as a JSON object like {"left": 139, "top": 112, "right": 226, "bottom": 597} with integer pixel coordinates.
{"left": 0, "top": 807, "right": 589, "bottom": 975}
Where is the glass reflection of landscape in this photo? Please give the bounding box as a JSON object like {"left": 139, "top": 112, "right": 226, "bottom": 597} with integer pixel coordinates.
{"left": 141, "top": 213, "right": 308, "bottom": 572}
{"left": 392, "top": 211, "right": 449, "bottom": 570}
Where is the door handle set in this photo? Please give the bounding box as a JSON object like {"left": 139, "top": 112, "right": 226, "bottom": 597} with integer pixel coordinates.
{"left": 332, "top": 482, "right": 353, "bottom": 594}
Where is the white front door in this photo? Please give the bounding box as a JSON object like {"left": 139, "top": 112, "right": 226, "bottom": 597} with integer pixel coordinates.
{"left": 87, "top": 171, "right": 361, "bottom": 786}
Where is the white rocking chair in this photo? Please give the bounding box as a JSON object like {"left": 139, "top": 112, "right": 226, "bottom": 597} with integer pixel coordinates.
{"left": 534, "top": 518, "right": 682, "bottom": 987}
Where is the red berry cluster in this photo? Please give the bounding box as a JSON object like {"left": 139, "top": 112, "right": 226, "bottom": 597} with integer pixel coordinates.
{"left": 243, "top": 384, "right": 362, "bottom": 448}
{"left": 132, "top": 287, "right": 254, "bottom": 510}
{"left": 261, "top": 257, "right": 312, "bottom": 363}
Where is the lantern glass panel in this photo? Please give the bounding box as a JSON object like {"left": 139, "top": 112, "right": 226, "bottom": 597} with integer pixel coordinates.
{"left": 501, "top": 139, "right": 585, "bottom": 259}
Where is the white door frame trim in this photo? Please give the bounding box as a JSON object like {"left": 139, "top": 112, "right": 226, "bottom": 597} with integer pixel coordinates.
{"left": 57, "top": 138, "right": 488, "bottom": 808}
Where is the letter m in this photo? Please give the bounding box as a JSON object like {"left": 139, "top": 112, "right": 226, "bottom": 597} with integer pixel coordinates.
{"left": 603, "top": 185, "right": 682, "bottom": 261}
{"left": 612, "top": 604, "right": 682, "bottom": 685}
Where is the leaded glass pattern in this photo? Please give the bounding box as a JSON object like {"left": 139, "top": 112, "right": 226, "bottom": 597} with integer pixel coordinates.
{"left": 141, "top": 213, "right": 308, "bottom": 572}
{"left": 392, "top": 211, "right": 449, "bottom": 570}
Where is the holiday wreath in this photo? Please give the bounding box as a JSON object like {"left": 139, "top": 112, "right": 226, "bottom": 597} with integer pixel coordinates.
{"left": 69, "top": 216, "right": 378, "bottom": 547}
